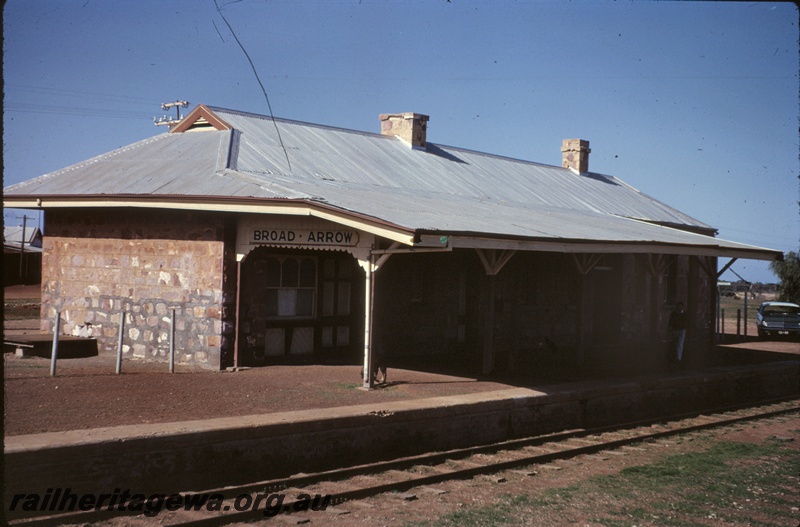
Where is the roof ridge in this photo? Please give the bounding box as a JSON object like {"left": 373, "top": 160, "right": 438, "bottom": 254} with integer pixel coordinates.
{"left": 207, "top": 105, "right": 575, "bottom": 170}
{"left": 207, "top": 106, "right": 384, "bottom": 138}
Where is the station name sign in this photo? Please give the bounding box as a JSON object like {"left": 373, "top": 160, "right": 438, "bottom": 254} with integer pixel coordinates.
{"left": 251, "top": 229, "right": 359, "bottom": 247}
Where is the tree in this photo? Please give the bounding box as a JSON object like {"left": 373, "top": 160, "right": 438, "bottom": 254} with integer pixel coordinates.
{"left": 769, "top": 251, "right": 800, "bottom": 303}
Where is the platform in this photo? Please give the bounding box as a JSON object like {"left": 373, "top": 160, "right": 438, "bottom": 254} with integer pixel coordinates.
{"left": 5, "top": 359, "right": 799, "bottom": 510}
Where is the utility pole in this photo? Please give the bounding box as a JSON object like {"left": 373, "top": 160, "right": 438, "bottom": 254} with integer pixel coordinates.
{"left": 18, "top": 215, "right": 36, "bottom": 279}
{"left": 154, "top": 101, "right": 189, "bottom": 127}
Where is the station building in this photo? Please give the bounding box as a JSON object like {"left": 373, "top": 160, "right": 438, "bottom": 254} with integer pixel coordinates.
{"left": 3, "top": 105, "right": 782, "bottom": 384}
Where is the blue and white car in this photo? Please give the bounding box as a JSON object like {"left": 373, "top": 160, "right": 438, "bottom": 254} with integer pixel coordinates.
{"left": 756, "top": 302, "right": 800, "bottom": 338}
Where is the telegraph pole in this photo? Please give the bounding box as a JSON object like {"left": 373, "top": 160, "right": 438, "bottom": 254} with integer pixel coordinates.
{"left": 18, "top": 215, "right": 36, "bottom": 279}
{"left": 154, "top": 101, "right": 189, "bottom": 127}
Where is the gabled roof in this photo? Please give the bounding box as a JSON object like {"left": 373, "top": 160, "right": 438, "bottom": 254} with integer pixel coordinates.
{"left": 3, "top": 105, "right": 782, "bottom": 261}
{"left": 3, "top": 225, "right": 43, "bottom": 253}
{"left": 3, "top": 225, "right": 42, "bottom": 247}
{"left": 168, "top": 104, "right": 232, "bottom": 133}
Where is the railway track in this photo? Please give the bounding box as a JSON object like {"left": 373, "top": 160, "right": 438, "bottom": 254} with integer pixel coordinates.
{"left": 9, "top": 397, "right": 800, "bottom": 527}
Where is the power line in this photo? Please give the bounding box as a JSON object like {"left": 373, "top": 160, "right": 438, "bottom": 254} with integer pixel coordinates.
{"left": 4, "top": 103, "right": 152, "bottom": 120}
{"left": 5, "top": 83, "right": 156, "bottom": 105}
{"left": 213, "top": 0, "right": 292, "bottom": 173}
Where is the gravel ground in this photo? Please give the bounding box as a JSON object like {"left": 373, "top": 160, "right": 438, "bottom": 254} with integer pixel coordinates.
{"left": 3, "top": 353, "right": 522, "bottom": 436}
{"left": 5, "top": 285, "right": 799, "bottom": 526}
{"left": 4, "top": 281, "right": 798, "bottom": 437}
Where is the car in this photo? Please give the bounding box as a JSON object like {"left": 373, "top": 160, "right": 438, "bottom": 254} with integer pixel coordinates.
{"left": 756, "top": 301, "right": 800, "bottom": 338}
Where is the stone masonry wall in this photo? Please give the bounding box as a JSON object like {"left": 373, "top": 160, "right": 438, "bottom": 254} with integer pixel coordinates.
{"left": 41, "top": 209, "right": 231, "bottom": 368}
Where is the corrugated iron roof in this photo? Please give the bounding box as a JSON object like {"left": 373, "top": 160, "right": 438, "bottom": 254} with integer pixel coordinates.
{"left": 3, "top": 225, "right": 42, "bottom": 247}
{"left": 3, "top": 104, "right": 781, "bottom": 260}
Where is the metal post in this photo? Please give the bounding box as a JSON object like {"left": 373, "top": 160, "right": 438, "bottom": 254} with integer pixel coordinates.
{"left": 169, "top": 309, "right": 176, "bottom": 373}
{"left": 19, "top": 215, "right": 27, "bottom": 279}
{"left": 743, "top": 287, "right": 749, "bottom": 337}
{"left": 50, "top": 311, "right": 61, "bottom": 377}
{"left": 116, "top": 312, "right": 125, "bottom": 374}
{"left": 716, "top": 288, "right": 721, "bottom": 341}
{"left": 362, "top": 259, "right": 373, "bottom": 389}
{"left": 721, "top": 309, "right": 725, "bottom": 342}
{"left": 233, "top": 259, "right": 242, "bottom": 369}
{"left": 736, "top": 309, "right": 741, "bottom": 337}
{"left": 717, "top": 286, "right": 722, "bottom": 342}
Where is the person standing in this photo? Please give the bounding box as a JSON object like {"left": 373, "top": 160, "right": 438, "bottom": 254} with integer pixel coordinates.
{"left": 669, "top": 302, "right": 688, "bottom": 363}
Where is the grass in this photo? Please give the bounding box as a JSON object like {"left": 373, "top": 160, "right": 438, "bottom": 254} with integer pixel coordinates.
{"left": 719, "top": 295, "right": 759, "bottom": 323}
{"left": 403, "top": 440, "right": 800, "bottom": 527}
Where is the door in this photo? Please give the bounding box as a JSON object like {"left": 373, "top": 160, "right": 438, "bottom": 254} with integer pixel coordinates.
{"left": 319, "top": 256, "right": 355, "bottom": 356}
{"left": 261, "top": 255, "right": 317, "bottom": 357}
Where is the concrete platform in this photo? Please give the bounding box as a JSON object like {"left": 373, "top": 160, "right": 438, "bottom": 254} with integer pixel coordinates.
{"left": 5, "top": 359, "right": 798, "bottom": 511}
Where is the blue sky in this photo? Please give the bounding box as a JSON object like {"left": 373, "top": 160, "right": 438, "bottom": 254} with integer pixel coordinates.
{"left": 3, "top": 0, "right": 798, "bottom": 283}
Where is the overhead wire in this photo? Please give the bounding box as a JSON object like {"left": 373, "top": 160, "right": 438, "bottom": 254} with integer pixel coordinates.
{"left": 5, "top": 83, "right": 156, "bottom": 105}
{"left": 4, "top": 102, "right": 151, "bottom": 120}
{"left": 5, "top": 83, "right": 159, "bottom": 121}
{"left": 213, "top": 0, "right": 292, "bottom": 173}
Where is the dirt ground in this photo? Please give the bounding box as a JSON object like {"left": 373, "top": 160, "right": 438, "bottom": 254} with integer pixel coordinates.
{"left": 301, "top": 415, "right": 800, "bottom": 527}
{"left": 4, "top": 285, "right": 800, "bottom": 526}
{"left": 61, "top": 412, "right": 799, "bottom": 527}
{"left": 1, "top": 284, "right": 537, "bottom": 436}
{"left": 3, "top": 354, "right": 520, "bottom": 437}
{"left": 3, "top": 284, "right": 798, "bottom": 437}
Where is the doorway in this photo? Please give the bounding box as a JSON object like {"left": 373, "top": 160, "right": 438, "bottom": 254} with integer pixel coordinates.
{"left": 238, "top": 248, "right": 361, "bottom": 364}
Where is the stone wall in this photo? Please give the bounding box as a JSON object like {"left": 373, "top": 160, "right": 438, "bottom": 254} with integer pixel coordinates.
{"left": 41, "top": 209, "right": 234, "bottom": 368}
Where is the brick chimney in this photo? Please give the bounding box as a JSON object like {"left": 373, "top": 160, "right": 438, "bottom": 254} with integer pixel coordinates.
{"left": 380, "top": 113, "right": 429, "bottom": 148}
{"left": 561, "top": 139, "right": 591, "bottom": 173}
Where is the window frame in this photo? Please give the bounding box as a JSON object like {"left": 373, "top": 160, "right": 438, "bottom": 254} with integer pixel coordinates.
{"left": 263, "top": 255, "right": 318, "bottom": 320}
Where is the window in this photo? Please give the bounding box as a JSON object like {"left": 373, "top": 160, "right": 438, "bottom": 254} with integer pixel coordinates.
{"left": 264, "top": 256, "right": 317, "bottom": 318}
